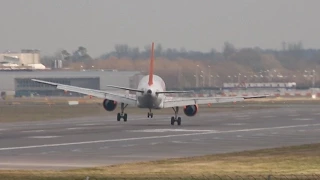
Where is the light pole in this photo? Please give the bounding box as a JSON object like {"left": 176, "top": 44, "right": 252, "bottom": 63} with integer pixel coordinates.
{"left": 195, "top": 64, "right": 200, "bottom": 88}
{"left": 200, "top": 74, "right": 205, "bottom": 87}
{"left": 304, "top": 70, "right": 316, "bottom": 88}
{"left": 214, "top": 75, "right": 219, "bottom": 87}
{"left": 201, "top": 70, "right": 205, "bottom": 87}
{"left": 208, "top": 65, "right": 211, "bottom": 87}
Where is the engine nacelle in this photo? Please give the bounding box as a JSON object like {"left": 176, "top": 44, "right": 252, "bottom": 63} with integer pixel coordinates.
{"left": 183, "top": 105, "right": 198, "bottom": 117}
{"left": 103, "top": 99, "right": 117, "bottom": 111}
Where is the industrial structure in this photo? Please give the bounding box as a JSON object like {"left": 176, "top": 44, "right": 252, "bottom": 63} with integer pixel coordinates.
{"left": 0, "top": 49, "right": 46, "bottom": 70}
{"left": 223, "top": 82, "right": 297, "bottom": 90}
{"left": 0, "top": 49, "right": 40, "bottom": 65}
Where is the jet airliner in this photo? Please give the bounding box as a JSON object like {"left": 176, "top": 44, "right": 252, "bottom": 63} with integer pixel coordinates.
{"left": 32, "top": 42, "right": 267, "bottom": 125}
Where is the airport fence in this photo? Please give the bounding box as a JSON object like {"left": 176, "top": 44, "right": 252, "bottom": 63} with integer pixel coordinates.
{"left": 77, "top": 174, "right": 320, "bottom": 180}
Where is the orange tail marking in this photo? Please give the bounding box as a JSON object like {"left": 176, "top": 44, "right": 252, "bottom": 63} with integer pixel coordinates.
{"left": 148, "top": 42, "right": 154, "bottom": 86}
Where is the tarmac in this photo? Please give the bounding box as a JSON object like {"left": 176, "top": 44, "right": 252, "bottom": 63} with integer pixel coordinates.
{"left": 0, "top": 104, "right": 319, "bottom": 170}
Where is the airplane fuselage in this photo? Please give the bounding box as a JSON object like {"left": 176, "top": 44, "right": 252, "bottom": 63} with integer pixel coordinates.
{"left": 136, "top": 75, "right": 166, "bottom": 109}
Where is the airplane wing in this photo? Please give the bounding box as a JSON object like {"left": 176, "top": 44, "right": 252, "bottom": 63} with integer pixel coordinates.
{"left": 162, "top": 95, "right": 268, "bottom": 108}
{"left": 31, "top": 79, "right": 137, "bottom": 106}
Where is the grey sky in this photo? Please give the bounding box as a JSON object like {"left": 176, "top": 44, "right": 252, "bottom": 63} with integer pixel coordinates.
{"left": 0, "top": 0, "right": 319, "bottom": 57}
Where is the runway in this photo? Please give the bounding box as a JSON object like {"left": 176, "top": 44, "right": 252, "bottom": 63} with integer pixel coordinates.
{"left": 0, "top": 104, "right": 320, "bottom": 170}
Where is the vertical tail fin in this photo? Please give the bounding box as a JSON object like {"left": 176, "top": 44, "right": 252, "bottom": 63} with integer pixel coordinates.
{"left": 148, "top": 42, "right": 154, "bottom": 86}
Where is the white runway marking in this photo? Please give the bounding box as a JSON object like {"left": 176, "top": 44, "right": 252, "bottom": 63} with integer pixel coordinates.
{"left": 292, "top": 118, "right": 313, "bottom": 121}
{"left": 234, "top": 115, "right": 250, "bottom": 118}
{"left": 0, "top": 129, "right": 6, "bottom": 131}
{"left": 225, "top": 123, "right": 245, "bottom": 126}
{"left": 40, "top": 151, "right": 56, "bottom": 155}
{"left": 27, "top": 136, "right": 61, "bottom": 139}
{"left": 128, "top": 129, "right": 214, "bottom": 133}
{"left": 121, "top": 144, "right": 136, "bottom": 147}
{"left": 67, "top": 127, "right": 85, "bottom": 130}
{"left": 22, "top": 130, "right": 45, "bottom": 133}
{"left": 171, "top": 141, "right": 190, "bottom": 144}
{"left": 76, "top": 123, "right": 97, "bottom": 126}
{"left": 71, "top": 149, "right": 81, "bottom": 152}
{"left": 99, "top": 146, "right": 109, "bottom": 149}
{"left": 2, "top": 123, "right": 320, "bottom": 151}
{"left": 262, "top": 116, "right": 276, "bottom": 118}
{"left": 288, "top": 114, "right": 300, "bottom": 117}
{"left": 150, "top": 142, "right": 161, "bottom": 145}
{"left": 254, "top": 133, "right": 265, "bottom": 136}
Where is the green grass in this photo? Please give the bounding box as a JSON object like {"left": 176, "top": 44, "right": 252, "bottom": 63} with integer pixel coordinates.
{"left": 0, "top": 143, "right": 319, "bottom": 179}
{"left": 0, "top": 96, "right": 319, "bottom": 122}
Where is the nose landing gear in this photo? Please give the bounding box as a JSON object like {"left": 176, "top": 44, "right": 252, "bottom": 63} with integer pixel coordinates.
{"left": 147, "top": 108, "right": 153, "bottom": 118}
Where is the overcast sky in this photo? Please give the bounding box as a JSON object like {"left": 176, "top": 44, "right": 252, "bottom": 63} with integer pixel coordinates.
{"left": 0, "top": 0, "right": 319, "bottom": 57}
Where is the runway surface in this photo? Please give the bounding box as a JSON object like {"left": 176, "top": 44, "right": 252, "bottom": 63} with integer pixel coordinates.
{"left": 0, "top": 104, "right": 320, "bottom": 170}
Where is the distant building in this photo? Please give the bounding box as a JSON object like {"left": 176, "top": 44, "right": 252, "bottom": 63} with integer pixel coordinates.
{"left": 0, "top": 49, "right": 41, "bottom": 65}
{"left": 15, "top": 77, "right": 100, "bottom": 97}
{"left": 0, "top": 70, "right": 142, "bottom": 96}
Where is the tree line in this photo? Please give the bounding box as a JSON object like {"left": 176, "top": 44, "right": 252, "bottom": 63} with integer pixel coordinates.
{"left": 40, "top": 41, "right": 320, "bottom": 88}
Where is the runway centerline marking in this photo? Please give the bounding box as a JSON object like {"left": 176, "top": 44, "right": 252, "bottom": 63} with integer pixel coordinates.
{"left": 1, "top": 123, "right": 320, "bottom": 151}
{"left": 27, "top": 136, "right": 61, "bottom": 139}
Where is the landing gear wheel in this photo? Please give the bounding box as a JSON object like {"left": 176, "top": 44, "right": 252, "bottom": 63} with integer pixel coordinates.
{"left": 177, "top": 117, "right": 181, "bottom": 126}
{"left": 147, "top": 109, "right": 153, "bottom": 118}
{"left": 117, "top": 113, "right": 121, "bottom": 121}
{"left": 171, "top": 116, "right": 175, "bottom": 125}
{"left": 116, "top": 103, "right": 128, "bottom": 122}
{"left": 170, "top": 106, "right": 182, "bottom": 126}
{"left": 123, "top": 113, "right": 128, "bottom": 122}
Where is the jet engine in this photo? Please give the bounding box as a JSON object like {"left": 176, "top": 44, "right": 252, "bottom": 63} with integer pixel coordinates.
{"left": 183, "top": 105, "right": 198, "bottom": 117}
{"left": 103, "top": 99, "right": 117, "bottom": 111}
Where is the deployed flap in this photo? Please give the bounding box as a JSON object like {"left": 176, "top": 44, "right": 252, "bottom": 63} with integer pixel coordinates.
{"left": 32, "top": 79, "right": 137, "bottom": 106}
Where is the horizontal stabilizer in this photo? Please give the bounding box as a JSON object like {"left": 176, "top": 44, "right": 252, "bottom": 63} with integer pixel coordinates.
{"left": 106, "top": 85, "right": 144, "bottom": 93}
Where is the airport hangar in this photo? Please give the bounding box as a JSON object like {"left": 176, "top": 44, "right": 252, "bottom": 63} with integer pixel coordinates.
{"left": 0, "top": 70, "right": 143, "bottom": 97}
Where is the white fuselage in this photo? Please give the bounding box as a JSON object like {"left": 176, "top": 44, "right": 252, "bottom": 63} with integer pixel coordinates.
{"left": 136, "top": 75, "right": 166, "bottom": 109}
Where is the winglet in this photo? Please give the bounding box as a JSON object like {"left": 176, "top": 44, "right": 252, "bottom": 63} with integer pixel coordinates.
{"left": 148, "top": 42, "right": 154, "bottom": 86}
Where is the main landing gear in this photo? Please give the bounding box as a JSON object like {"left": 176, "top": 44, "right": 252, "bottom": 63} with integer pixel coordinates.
{"left": 117, "top": 103, "right": 128, "bottom": 122}
{"left": 147, "top": 108, "right": 153, "bottom": 118}
{"left": 171, "top": 106, "right": 181, "bottom": 126}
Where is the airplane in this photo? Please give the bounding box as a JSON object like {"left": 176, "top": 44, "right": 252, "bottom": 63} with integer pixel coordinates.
{"left": 32, "top": 42, "right": 268, "bottom": 126}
